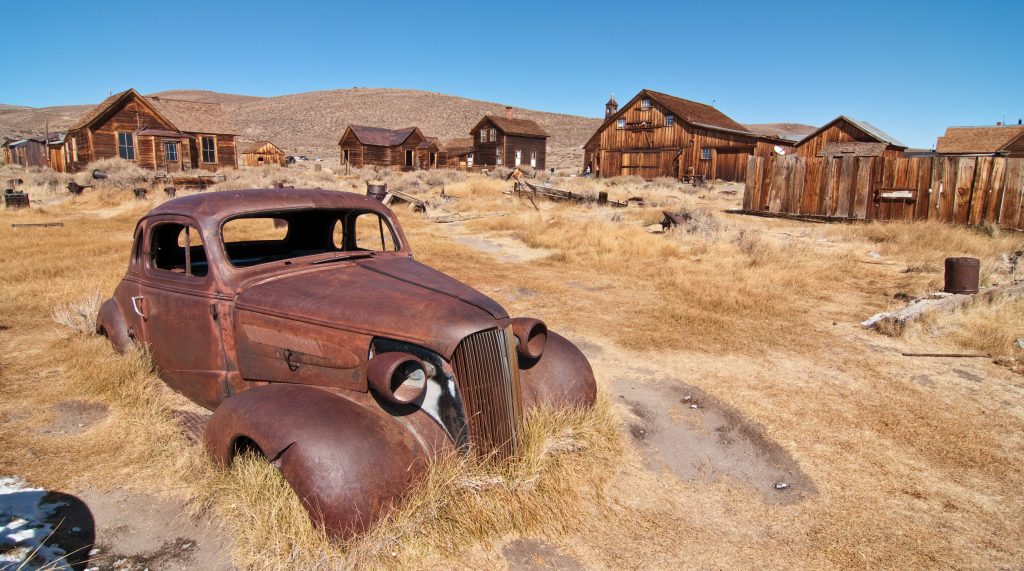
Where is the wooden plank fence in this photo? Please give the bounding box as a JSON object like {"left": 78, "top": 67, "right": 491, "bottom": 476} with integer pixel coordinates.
{"left": 742, "top": 155, "right": 1024, "bottom": 230}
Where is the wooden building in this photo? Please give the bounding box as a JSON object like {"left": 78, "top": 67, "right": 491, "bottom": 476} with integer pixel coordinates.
{"left": 61, "top": 88, "right": 237, "bottom": 173}
{"left": 1, "top": 138, "right": 48, "bottom": 168}
{"left": 444, "top": 137, "right": 475, "bottom": 168}
{"left": 583, "top": 89, "right": 787, "bottom": 182}
{"left": 935, "top": 125, "right": 1024, "bottom": 157}
{"left": 239, "top": 140, "right": 286, "bottom": 167}
{"left": 339, "top": 125, "right": 439, "bottom": 170}
{"left": 793, "top": 116, "right": 905, "bottom": 160}
{"left": 470, "top": 109, "right": 547, "bottom": 170}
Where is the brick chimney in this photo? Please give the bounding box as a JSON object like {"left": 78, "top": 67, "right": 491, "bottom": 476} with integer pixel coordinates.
{"left": 506, "top": 106, "right": 513, "bottom": 120}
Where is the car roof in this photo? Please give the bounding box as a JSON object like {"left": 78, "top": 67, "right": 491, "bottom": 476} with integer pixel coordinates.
{"left": 144, "top": 188, "right": 391, "bottom": 226}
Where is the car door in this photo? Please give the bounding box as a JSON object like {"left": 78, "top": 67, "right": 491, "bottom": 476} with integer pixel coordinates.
{"left": 137, "top": 215, "right": 229, "bottom": 409}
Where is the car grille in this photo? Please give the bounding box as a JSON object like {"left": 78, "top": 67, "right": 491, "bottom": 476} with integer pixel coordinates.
{"left": 450, "top": 326, "right": 523, "bottom": 460}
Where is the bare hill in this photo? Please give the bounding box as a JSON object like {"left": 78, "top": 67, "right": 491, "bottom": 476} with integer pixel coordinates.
{"left": 1, "top": 88, "right": 603, "bottom": 169}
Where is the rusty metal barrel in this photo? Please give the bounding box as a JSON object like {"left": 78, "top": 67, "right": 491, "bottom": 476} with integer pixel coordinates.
{"left": 92, "top": 169, "right": 109, "bottom": 180}
{"left": 944, "top": 257, "right": 980, "bottom": 294}
{"left": 366, "top": 181, "right": 387, "bottom": 202}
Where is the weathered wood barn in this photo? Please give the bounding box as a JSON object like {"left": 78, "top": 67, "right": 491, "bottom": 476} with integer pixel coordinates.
{"left": 793, "top": 115, "right": 905, "bottom": 160}
{"left": 935, "top": 125, "right": 1024, "bottom": 157}
{"left": 239, "top": 140, "right": 286, "bottom": 167}
{"left": 339, "top": 125, "right": 439, "bottom": 170}
{"left": 444, "top": 138, "right": 475, "bottom": 168}
{"left": 470, "top": 109, "right": 548, "bottom": 170}
{"left": 583, "top": 89, "right": 789, "bottom": 182}
{"left": 60, "top": 88, "right": 238, "bottom": 173}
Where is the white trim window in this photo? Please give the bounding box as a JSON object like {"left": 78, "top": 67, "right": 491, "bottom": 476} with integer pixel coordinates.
{"left": 480, "top": 128, "right": 487, "bottom": 142}
{"left": 665, "top": 114, "right": 675, "bottom": 127}
{"left": 489, "top": 128, "right": 496, "bottom": 142}
{"left": 514, "top": 148, "right": 521, "bottom": 166}
{"left": 641, "top": 98, "right": 651, "bottom": 110}
{"left": 616, "top": 119, "right": 625, "bottom": 129}
{"left": 467, "top": 153, "right": 473, "bottom": 167}
{"left": 530, "top": 149, "right": 537, "bottom": 167}
{"left": 495, "top": 146, "right": 503, "bottom": 165}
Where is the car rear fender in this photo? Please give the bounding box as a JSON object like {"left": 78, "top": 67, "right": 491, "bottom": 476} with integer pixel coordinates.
{"left": 204, "top": 383, "right": 430, "bottom": 539}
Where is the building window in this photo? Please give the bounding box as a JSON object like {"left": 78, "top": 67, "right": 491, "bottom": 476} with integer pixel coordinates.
{"left": 641, "top": 98, "right": 651, "bottom": 109}
{"left": 530, "top": 150, "right": 537, "bottom": 167}
{"left": 489, "top": 128, "right": 496, "bottom": 142}
{"left": 165, "top": 141, "right": 178, "bottom": 161}
{"left": 514, "top": 148, "right": 522, "bottom": 166}
{"left": 117, "top": 132, "right": 135, "bottom": 160}
{"left": 616, "top": 119, "right": 625, "bottom": 129}
{"left": 201, "top": 136, "right": 216, "bottom": 163}
{"left": 467, "top": 153, "right": 473, "bottom": 167}
{"left": 495, "top": 146, "right": 503, "bottom": 165}
{"left": 480, "top": 128, "right": 487, "bottom": 142}
{"left": 700, "top": 147, "right": 712, "bottom": 161}
{"left": 665, "top": 115, "right": 675, "bottom": 127}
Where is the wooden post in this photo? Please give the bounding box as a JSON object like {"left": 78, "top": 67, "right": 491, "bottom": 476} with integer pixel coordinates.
{"left": 598, "top": 191, "right": 608, "bottom": 205}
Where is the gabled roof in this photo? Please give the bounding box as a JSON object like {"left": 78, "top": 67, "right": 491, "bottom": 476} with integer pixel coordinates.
{"left": 935, "top": 125, "right": 1024, "bottom": 154}
{"left": 417, "top": 137, "right": 440, "bottom": 150}
{"left": 147, "top": 96, "right": 236, "bottom": 135}
{"left": 797, "top": 115, "right": 906, "bottom": 149}
{"left": 645, "top": 90, "right": 751, "bottom": 134}
{"left": 238, "top": 140, "right": 284, "bottom": 154}
{"left": 474, "top": 116, "right": 548, "bottom": 138}
{"left": 443, "top": 137, "right": 475, "bottom": 155}
{"left": 344, "top": 125, "right": 420, "bottom": 147}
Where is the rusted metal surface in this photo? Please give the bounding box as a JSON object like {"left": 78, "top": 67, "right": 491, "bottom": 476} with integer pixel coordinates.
{"left": 3, "top": 189, "right": 30, "bottom": 209}
{"left": 661, "top": 210, "right": 690, "bottom": 230}
{"left": 944, "top": 257, "right": 980, "bottom": 294}
{"left": 67, "top": 181, "right": 91, "bottom": 195}
{"left": 97, "top": 188, "right": 597, "bottom": 539}
{"left": 366, "top": 180, "right": 387, "bottom": 201}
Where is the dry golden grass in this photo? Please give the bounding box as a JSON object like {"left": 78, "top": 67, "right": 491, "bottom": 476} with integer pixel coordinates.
{"left": 2, "top": 162, "right": 1024, "bottom": 569}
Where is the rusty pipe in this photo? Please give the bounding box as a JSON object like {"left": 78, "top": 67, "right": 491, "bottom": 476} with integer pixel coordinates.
{"left": 367, "top": 352, "right": 428, "bottom": 405}
{"left": 511, "top": 317, "right": 547, "bottom": 360}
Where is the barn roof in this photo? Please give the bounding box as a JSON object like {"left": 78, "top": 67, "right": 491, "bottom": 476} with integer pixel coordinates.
{"left": 148, "top": 96, "right": 237, "bottom": 135}
{"left": 935, "top": 125, "right": 1024, "bottom": 154}
{"left": 478, "top": 116, "right": 548, "bottom": 138}
{"left": 347, "top": 125, "right": 419, "bottom": 146}
{"left": 797, "top": 116, "right": 906, "bottom": 149}
{"left": 238, "top": 140, "right": 284, "bottom": 154}
{"left": 645, "top": 90, "right": 752, "bottom": 134}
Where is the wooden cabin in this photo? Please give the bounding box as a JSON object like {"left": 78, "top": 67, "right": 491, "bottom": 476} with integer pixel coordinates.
{"left": 61, "top": 88, "right": 237, "bottom": 173}
{"left": 416, "top": 138, "right": 443, "bottom": 169}
{"left": 793, "top": 116, "right": 905, "bottom": 160}
{"left": 444, "top": 138, "right": 475, "bottom": 168}
{"left": 339, "top": 125, "right": 438, "bottom": 170}
{"left": 935, "top": 125, "right": 1024, "bottom": 157}
{"left": 583, "top": 89, "right": 783, "bottom": 182}
{"left": 470, "top": 109, "right": 547, "bottom": 170}
{"left": 239, "top": 140, "right": 286, "bottom": 167}
{"left": 2, "top": 138, "right": 48, "bottom": 168}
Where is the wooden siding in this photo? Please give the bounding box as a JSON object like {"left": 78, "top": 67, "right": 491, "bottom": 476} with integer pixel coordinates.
{"left": 241, "top": 142, "right": 286, "bottom": 167}
{"left": 339, "top": 129, "right": 436, "bottom": 170}
{"left": 471, "top": 117, "right": 548, "bottom": 170}
{"left": 586, "top": 95, "right": 766, "bottom": 182}
{"left": 743, "top": 154, "right": 1024, "bottom": 230}
{"left": 794, "top": 118, "right": 901, "bottom": 160}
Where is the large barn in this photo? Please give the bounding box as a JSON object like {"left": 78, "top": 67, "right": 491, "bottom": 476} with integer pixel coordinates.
{"left": 470, "top": 110, "right": 548, "bottom": 170}
{"left": 61, "top": 89, "right": 237, "bottom": 173}
{"left": 582, "top": 89, "right": 787, "bottom": 182}
{"left": 338, "top": 125, "right": 439, "bottom": 170}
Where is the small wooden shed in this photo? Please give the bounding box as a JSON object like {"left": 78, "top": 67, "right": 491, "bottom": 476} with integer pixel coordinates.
{"left": 1, "top": 138, "right": 48, "bottom": 168}
{"left": 793, "top": 116, "right": 906, "bottom": 159}
{"left": 239, "top": 140, "right": 286, "bottom": 167}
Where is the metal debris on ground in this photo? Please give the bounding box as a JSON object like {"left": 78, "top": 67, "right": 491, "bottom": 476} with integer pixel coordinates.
{"left": 3, "top": 189, "right": 30, "bottom": 209}
{"left": 67, "top": 181, "right": 92, "bottom": 195}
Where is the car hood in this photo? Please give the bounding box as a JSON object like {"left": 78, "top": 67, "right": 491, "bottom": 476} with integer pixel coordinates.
{"left": 234, "top": 257, "right": 508, "bottom": 358}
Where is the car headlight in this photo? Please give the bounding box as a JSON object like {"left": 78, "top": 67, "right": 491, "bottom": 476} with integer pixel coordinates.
{"left": 367, "top": 352, "right": 429, "bottom": 405}
{"left": 511, "top": 317, "right": 547, "bottom": 360}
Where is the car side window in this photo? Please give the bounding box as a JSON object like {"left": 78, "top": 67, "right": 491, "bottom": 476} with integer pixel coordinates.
{"left": 150, "top": 223, "right": 208, "bottom": 277}
{"left": 351, "top": 212, "right": 398, "bottom": 252}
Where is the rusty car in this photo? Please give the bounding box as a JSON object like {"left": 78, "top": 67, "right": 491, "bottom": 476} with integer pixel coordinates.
{"left": 96, "top": 188, "right": 597, "bottom": 538}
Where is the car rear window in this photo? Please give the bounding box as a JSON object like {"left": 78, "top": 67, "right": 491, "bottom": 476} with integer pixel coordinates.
{"left": 222, "top": 209, "right": 399, "bottom": 268}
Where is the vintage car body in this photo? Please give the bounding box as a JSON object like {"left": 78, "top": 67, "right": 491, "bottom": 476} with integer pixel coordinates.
{"left": 96, "top": 188, "right": 596, "bottom": 538}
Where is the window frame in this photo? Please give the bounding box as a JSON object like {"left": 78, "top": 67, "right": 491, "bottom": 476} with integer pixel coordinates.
{"left": 116, "top": 131, "right": 135, "bottom": 161}
{"left": 700, "top": 147, "right": 713, "bottom": 161}
{"left": 489, "top": 128, "right": 496, "bottom": 142}
{"left": 495, "top": 146, "right": 503, "bottom": 165}
{"left": 530, "top": 149, "right": 537, "bottom": 167}
{"left": 200, "top": 136, "right": 217, "bottom": 164}
{"left": 165, "top": 141, "right": 179, "bottom": 161}
{"left": 480, "top": 128, "right": 487, "bottom": 142}
{"left": 616, "top": 118, "right": 626, "bottom": 129}
{"left": 641, "top": 98, "right": 651, "bottom": 110}
{"left": 665, "top": 114, "right": 675, "bottom": 127}
{"left": 145, "top": 219, "right": 209, "bottom": 280}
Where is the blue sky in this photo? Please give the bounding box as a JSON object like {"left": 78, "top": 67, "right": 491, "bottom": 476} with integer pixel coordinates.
{"left": 3, "top": 0, "right": 1021, "bottom": 148}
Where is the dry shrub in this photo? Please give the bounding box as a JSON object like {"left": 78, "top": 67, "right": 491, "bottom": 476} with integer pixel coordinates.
{"left": 86, "top": 158, "right": 152, "bottom": 187}
{"left": 938, "top": 297, "right": 1024, "bottom": 359}
{"left": 734, "top": 228, "right": 774, "bottom": 265}
{"left": 51, "top": 292, "right": 102, "bottom": 334}
{"left": 668, "top": 207, "right": 722, "bottom": 240}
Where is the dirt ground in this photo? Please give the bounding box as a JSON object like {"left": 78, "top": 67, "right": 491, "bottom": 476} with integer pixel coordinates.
{"left": 2, "top": 166, "right": 1023, "bottom": 569}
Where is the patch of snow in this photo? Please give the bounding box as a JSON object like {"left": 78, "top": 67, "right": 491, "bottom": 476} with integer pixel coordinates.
{"left": 0, "top": 476, "right": 73, "bottom": 570}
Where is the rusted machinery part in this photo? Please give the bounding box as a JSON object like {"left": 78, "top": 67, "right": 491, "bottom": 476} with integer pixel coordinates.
{"left": 518, "top": 331, "right": 597, "bottom": 409}
{"left": 204, "top": 384, "right": 431, "bottom": 539}
{"left": 510, "top": 317, "right": 547, "bottom": 360}
{"left": 944, "top": 257, "right": 980, "bottom": 294}
{"left": 367, "top": 352, "right": 429, "bottom": 405}
{"left": 96, "top": 298, "right": 132, "bottom": 353}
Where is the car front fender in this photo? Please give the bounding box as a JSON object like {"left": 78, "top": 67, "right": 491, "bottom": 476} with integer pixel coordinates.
{"left": 204, "top": 384, "right": 430, "bottom": 539}
{"left": 517, "top": 331, "right": 597, "bottom": 410}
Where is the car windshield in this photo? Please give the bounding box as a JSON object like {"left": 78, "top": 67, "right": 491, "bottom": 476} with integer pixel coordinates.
{"left": 221, "top": 208, "right": 400, "bottom": 268}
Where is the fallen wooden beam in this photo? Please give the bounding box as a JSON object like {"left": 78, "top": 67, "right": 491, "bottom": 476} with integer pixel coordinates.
{"left": 11, "top": 222, "right": 64, "bottom": 229}
{"left": 382, "top": 189, "right": 426, "bottom": 212}
{"left": 863, "top": 280, "right": 1024, "bottom": 331}
{"left": 901, "top": 352, "right": 990, "bottom": 358}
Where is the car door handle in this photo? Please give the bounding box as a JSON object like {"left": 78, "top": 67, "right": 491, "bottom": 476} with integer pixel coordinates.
{"left": 131, "top": 296, "right": 146, "bottom": 320}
